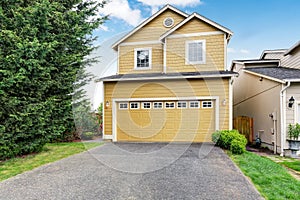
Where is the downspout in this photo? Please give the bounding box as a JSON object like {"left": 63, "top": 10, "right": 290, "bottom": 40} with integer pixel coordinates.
{"left": 280, "top": 81, "right": 291, "bottom": 156}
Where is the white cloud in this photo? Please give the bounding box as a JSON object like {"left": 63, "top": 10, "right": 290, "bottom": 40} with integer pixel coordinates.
{"left": 138, "top": 0, "right": 203, "bottom": 14}
{"left": 240, "top": 49, "right": 250, "bottom": 54}
{"left": 98, "top": 0, "right": 144, "bottom": 26}
{"left": 99, "top": 25, "right": 109, "bottom": 32}
{"left": 137, "top": 0, "right": 202, "bottom": 7}
{"left": 227, "top": 48, "right": 236, "bottom": 53}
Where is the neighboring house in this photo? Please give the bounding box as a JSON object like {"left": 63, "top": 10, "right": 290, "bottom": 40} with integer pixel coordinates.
{"left": 97, "top": 4, "right": 236, "bottom": 142}
{"left": 231, "top": 41, "right": 300, "bottom": 156}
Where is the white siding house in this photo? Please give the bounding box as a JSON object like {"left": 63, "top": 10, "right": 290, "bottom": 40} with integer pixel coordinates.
{"left": 232, "top": 41, "right": 300, "bottom": 157}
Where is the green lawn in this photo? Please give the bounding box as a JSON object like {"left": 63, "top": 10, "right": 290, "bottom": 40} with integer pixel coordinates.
{"left": 0, "top": 142, "right": 101, "bottom": 182}
{"left": 230, "top": 151, "right": 300, "bottom": 200}
{"left": 281, "top": 160, "right": 300, "bottom": 172}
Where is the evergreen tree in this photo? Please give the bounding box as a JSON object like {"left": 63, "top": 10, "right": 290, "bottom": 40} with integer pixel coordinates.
{"left": 0, "top": 0, "right": 106, "bottom": 159}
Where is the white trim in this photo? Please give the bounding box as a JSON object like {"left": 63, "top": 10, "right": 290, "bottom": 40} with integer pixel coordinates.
{"left": 102, "top": 82, "right": 105, "bottom": 139}
{"left": 167, "top": 31, "right": 224, "bottom": 39}
{"left": 165, "top": 102, "right": 175, "bottom": 109}
{"left": 101, "top": 74, "right": 235, "bottom": 82}
{"left": 118, "top": 102, "right": 128, "bottom": 110}
{"left": 189, "top": 101, "right": 200, "bottom": 108}
{"left": 103, "top": 135, "right": 113, "bottom": 140}
{"left": 163, "top": 17, "right": 174, "bottom": 28}
{"left": 295, "top": 101, "right": 300, "bottom": 124}
{"left": 185, "top": 40, "right": 206, "bottom": 65}
{"left": 153, "top": 102, "right": 163, "bottom": 109}
{"left": 117, "top": 45, "right": 120, "bottom": 74}
{"left": 224, "top": 34, "right": 227, "bottom": 70}
{"left": 142, "top": 102, "right": 152, "bottom": 109}
{"left": 160, "top": 13, "right": 233, "bottom": 41}
{"left": 134, "top": 47, "right": 152, "bottom": 70}
{"left": 244, "top": 69, "right": 285, "bottom": 84}
{"left": 120, "top": 40, "right": 162, "bottom": 47}
{"left": 280, "top": 82, "right": 291, "bottom": 156}
{"left": 112, "top": 4, "right": 188, "bottom": 50}
{"left": 260, "top": 49, "right": 287, "bottom": 59}
{"left": 201, "top": 101, "right": 213, "bottom": 109}
{"left": 130, "top": 102, "right": 140, "bottom": 109}
{"left": 163, "top": 40, "right": 167, "bottom": 73}
{"left": 112, "top": 96, "right": 220, "bottom": 141}
{"left": 177, "top": 101, "right": 188, "bottom": 109}
{"left": 229, "top": 77, "right": 233, "bottom": 130}
{"left": 112, "top": 101, "right": 117, "bottom": 142}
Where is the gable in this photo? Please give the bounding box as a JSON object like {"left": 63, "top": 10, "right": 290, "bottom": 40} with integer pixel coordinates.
{"left": 173, "top": 18, "right": 219, "bottom": 34}
{"left": 123, "top": 10, "right": 186, "bottom": 43}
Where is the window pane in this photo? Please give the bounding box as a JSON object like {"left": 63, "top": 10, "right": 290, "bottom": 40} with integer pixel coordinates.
{"left": 153, "top": 102, "right": 163, "bottom": 109}
{"left": 142, "top": 102, "right": 151, "bottom": 109}
{"left": 178, "top": 101, "right": 187, "bottom": 108}
{"left": 202, "top": 101, "right": 213, "bottom": 108}
{"left": 137, "top": 50, "right": 149, "bottom": 68}
{"left": 165, "top": 102, "right": 175, "bottom": 108}
{"left": 188, "top": 41, "right": 203, "bottom": 63}
{"left": 130, "top": 102, "right": 139, "bottom": 109}
{"left": 190, "top": 101, "right": 199, "bottom": 108}
{"left": 119, "top": 103, "right": 128, "bottom": 109}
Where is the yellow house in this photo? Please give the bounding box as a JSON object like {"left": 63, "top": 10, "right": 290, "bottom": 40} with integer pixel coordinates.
{"left": 99, "top": 5, "right": 236, "bottom": 142}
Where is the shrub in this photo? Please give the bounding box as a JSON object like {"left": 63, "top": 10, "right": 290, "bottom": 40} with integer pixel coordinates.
{"left": 212, "top": 130, "right": 247, "bottom": 154}
{"left": 80, "top": 132, "right": 95, "bottom": 140}
{"left": 230, "top": 139, "right": 247, "bottom": 154}
{"left": 288, "top": 123, "right": 300, "bottom": 140}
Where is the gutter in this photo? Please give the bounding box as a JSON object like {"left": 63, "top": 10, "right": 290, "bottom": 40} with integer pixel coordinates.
{"left": 280, "top": 81, "right": 291, "bottom": 156}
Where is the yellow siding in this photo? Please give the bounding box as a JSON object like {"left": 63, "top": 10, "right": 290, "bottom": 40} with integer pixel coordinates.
{"left": 166, "top": 34, "right": 225, "bottom": 72}
{"left": 119, "top": 43, "right": 163, "bottom": 74}
{"left": 123, "top": 10, "right": 185, "bottom": 43}
{"left": 103, "top": 79, "right": 230, "bottom": 142}
{"left": 174, "top": 18, "right": 219, "bottom": 34}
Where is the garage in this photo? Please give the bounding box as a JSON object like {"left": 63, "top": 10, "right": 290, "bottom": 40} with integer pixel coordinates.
{"left": 114, "top": 98, "right": 217, "bottom": 142}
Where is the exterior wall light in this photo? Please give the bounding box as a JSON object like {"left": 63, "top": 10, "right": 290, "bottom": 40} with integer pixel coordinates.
{"left": 106, "top": 100, "right": 110, "bottom": 107}
{"left": 288, "top": 96, "right": 295, "bottom": 108}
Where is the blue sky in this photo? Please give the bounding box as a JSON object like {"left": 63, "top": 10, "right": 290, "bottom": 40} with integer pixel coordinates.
{"left": 94, "top": 0, "right": 300, "bottom": 66}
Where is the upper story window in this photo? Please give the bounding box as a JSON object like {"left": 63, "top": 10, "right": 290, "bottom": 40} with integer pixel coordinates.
{"left": 186, "top": 40, "right": 206, "bottom": 65}
{"left": 134, "top": 48, "right": 152, "bottom": 69}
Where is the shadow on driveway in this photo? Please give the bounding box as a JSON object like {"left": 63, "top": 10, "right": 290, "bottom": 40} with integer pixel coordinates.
{"left": 0, "top": 143, "right": 263, "bottom": 200}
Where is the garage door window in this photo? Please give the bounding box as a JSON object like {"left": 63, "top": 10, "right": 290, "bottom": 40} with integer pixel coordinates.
{"left": 189, "top": 101, "right": 200, "bottom": 108}
{"left": 202, "top": 101, "right": 213, "bottom": 108}
{"left": 153, "top": 102, "right": 163, "bottom": 109}
{"left": 142, "top": 102, "right": 151, "bottom": 109}
{"left": 119, "top": 103, "right": 128, "bottom": 110}
{"left": 130, "top": 102, "right": 139, "bottom": 109}
{"left": 177, "top": 101, "right": 187, "bottom": 108}
{"left": 165, "top": 102, "right": 175, "bottom": 109}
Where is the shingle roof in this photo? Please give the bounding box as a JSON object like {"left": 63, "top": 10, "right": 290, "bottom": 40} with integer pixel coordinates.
{"left": 246, "top": 67, "right": 300, "bottom": 81}
{"left": 97, "top": 71, "right": 237, "bottom": 82}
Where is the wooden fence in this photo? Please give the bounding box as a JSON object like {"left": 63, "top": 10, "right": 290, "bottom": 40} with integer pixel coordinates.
{"left": 233, "top": 116, "right": 254, "bottom": 143}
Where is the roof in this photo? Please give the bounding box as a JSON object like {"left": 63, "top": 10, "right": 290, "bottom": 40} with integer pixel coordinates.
{"left": 284, "top": 40, "right": 300, "bottom": 56}
{"left": 111, "top": 4, "right": 188, "bottom": 50}
{"left": 230, "top": 59, "right": 280, "bottom": 70}
{"left": 97, "top": 71, "right": 237, "bottom": 82}
{"left": 112, "top": 4, "right": 233, "bottom": 50}
{"left": 245, "top": 67, "right": 300, "bottom": 82}
{"left": 160, "top": 12, "right": 233, "bottom": 41}
{"left": 260, "top": 49, "right": 287, "bottom": 59}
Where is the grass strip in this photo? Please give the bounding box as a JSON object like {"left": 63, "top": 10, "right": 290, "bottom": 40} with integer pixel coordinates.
{"left": 0, "top": 142, "right": 101, "bottom": 182}
{"left": 230, "top": 151, "right": 300, "bottom": 200}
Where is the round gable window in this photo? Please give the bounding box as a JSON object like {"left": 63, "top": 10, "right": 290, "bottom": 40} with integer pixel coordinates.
{"left": 163, "top": 17, "right": 174, "bottom": 28}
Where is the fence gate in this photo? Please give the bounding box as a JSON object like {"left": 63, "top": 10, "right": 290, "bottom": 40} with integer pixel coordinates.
{"left": 233, "top": 116, "right": 253, "bottom": 143}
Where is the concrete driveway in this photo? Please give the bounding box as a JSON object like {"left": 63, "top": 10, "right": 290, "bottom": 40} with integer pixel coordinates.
{"left": 0, "top": 143, "right": 263, "bottom": 200}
